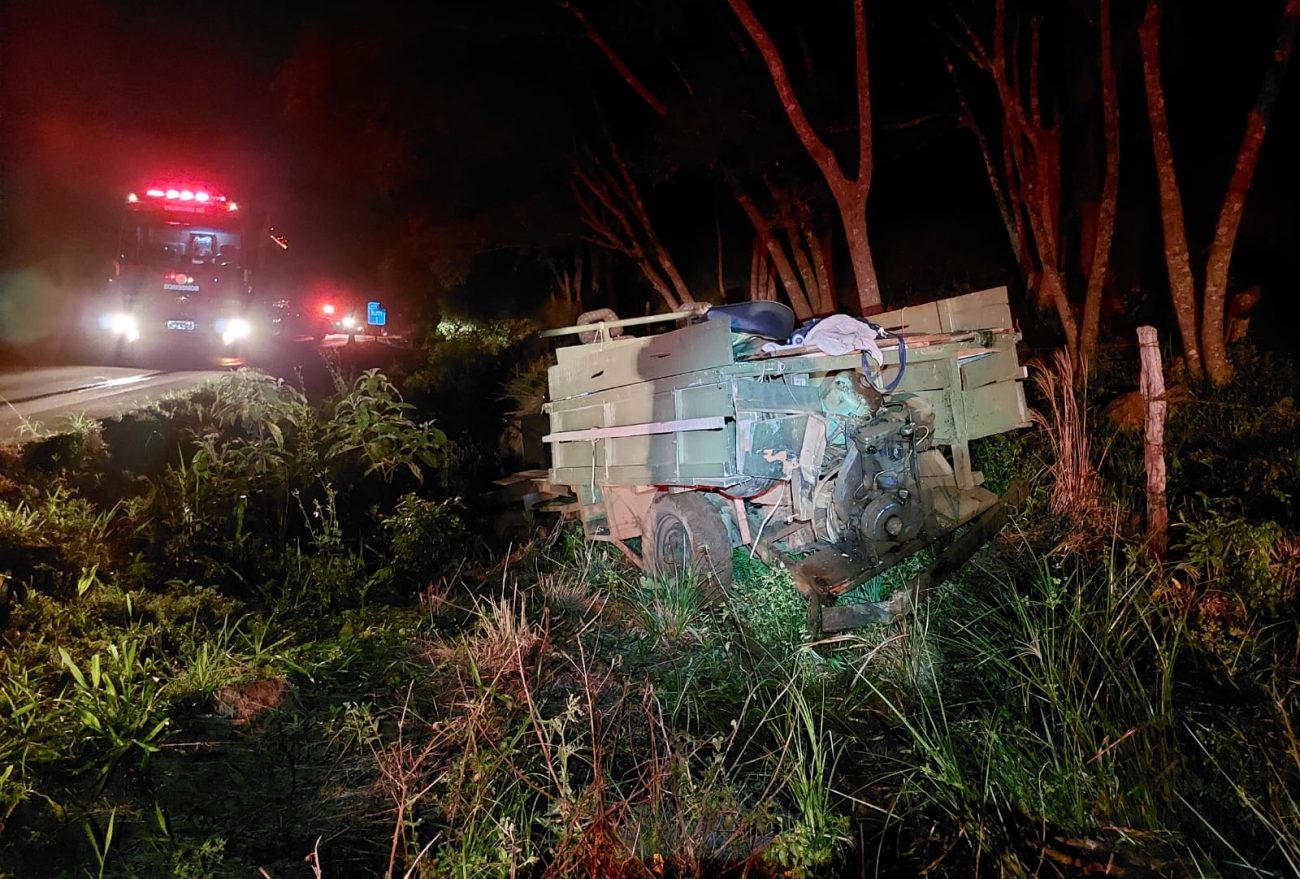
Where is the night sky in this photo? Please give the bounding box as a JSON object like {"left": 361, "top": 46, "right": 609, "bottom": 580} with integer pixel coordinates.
{"left": 2, "top": 0, "right": 1297, "bottom": 338}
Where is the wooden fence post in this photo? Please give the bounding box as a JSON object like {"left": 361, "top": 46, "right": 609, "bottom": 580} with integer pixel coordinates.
{"left": 1138, "top": 326, "right": 1168, "bottom": 559}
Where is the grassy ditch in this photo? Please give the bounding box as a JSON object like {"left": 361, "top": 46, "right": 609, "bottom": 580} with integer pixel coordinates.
{"left": 0, "top": 344, "right": 1298, "bottom": 877}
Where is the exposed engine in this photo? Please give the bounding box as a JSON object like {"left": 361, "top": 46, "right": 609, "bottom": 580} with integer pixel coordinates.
{"left": 815, "top": 400, "right": 933, "bottom": 561}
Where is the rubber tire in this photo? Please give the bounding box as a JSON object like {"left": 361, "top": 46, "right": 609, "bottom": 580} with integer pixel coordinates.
{"left": 576, "top": 308, "right": 624, "bottom": 344}
{"left": 644, "top": 491, "right": 734, "bottom": 602}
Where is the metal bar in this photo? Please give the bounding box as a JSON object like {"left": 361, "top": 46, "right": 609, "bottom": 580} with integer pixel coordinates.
{"left": 538, "top": 311, "right": 698, "bottom": 338}
{"left": 542, "top": 416, "right": 726, "bottom": 444}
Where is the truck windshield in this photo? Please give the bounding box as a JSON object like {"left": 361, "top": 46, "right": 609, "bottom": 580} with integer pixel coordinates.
{"left": 121, "top": 218, "right": 243, "bottom": 270}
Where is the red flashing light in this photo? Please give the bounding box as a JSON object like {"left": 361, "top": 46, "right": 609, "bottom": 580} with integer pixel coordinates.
{"left": 322, "top": 304, "right": 336, "bottom": 315}
{"left": 139, "top": 183, "right": 230, "bottom": 206}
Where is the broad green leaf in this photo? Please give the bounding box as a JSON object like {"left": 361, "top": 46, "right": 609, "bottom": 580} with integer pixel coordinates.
{"left": 60, "top": 648, "right": 87, "bottom": 689}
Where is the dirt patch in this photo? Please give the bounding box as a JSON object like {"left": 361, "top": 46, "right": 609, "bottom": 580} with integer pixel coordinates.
{"left": 215, "top": 677, "right": 290, "bottom": 726}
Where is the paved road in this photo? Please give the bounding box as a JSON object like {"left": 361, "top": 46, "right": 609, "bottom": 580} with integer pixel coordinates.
{"left": 0, "top": 334, "right": 416, "bottom": 445}
{"left": 0, "top": 366, "right": 231, "bottom": 443}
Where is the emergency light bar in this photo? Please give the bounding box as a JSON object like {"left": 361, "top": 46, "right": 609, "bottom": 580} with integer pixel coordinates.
{"left": 130, "top": 185, "right": 238, "bottom": 212}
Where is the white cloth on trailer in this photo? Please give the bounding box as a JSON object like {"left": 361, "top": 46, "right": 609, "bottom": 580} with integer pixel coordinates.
{"left": 761, "top": 314, "right": 883, "bottom": 364}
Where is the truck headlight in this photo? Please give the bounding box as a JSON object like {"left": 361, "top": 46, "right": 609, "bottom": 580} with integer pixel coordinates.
{"left": 340, "top": 314, "right": 357, "bottom": 330}
{"left": 219, "top": 317, "right": 252, "bottom": 345}
{"left": 104, "top": 313, "right": 140, "bottom": 342}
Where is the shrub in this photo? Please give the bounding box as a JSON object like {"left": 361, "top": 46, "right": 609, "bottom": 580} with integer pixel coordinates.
{"left": 729, "top": 552, "right": 806, "bottom": 653}
{"left": 377, "top": 494, "right": 470, "bottom": 593}
{"left": 326, "top": 370, "right": 448, "bottom": 483}
{"left": 60, "top": 638, "right": 171, "bottom": 784}
{"left": 1176, "top": 505, "right": 1295, "bottom": 674}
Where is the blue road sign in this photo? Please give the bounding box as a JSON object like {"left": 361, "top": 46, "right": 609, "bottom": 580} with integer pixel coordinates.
{"left": 367, "top": 301, "right": 387, "bottom": 326}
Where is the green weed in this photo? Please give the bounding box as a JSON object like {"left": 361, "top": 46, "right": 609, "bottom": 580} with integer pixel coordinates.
{"left": 627, "top": 572, "right": 712, "bottom": 649}
{"left": 729, "top": 552, "right": 807, "bottom": 653}
{"left": 765, "top": 685, "right": 851, "bottom": 878}
{"left": 377, "top": 494, "right": 470, "bottom": 592}
{"left": 60, "top": 639, "right": 171, "bottom": 784}
{"left": 858, "top": 539, "right": 1183, "bottom": 866}
{"left": 327, "top": 369, "right": 447, "bottom": 482}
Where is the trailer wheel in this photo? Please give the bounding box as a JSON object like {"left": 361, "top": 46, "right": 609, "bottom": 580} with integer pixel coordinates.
{"left": 645, "top": 491, "right": 733, "bottom": 602}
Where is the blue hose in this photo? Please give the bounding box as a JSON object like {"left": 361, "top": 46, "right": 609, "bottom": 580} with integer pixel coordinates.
{"left": 860, "top": 322, "right": 906, "bottom": 392}
{"left": 883, "top": 329, "right": 907, "bottom": 392}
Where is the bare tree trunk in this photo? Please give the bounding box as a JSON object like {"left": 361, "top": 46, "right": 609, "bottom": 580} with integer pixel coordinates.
{"left": 1139, "top": 0, "right": 1203, "bottom": 381}
{"left": 545, "top": 245, "right": 587, "bottom": 309}
{"left": 749, "top": 236, "right": 777, "bottom": 301}
{"left": 573, "top": 246, "right": 585, "bottom": 307}
{"left": 1201, "top": 0, "right": 1300, "bottom": 386}
{"left": 796, "top": 200, "right": 834, "bottom": 313}
{"left": 731, "top": 180, "right": 814, "bottom": 318}
{"left": 818, "top": 216, "right": 836, "bottom": 312}
{"left": 947, "top": 58, "right": 1026, "bottom": 276}
{"left": 606, "top": 141, "right": 694, "bottom": 307}
{"left": 1226, "top": 286, "right": 1262, "bottom": 344}
{"left": 1081, "top": 0, "right": 1120, "bottom": 366}
{"left": 838, "top": 193, "right": 880, "bottom": 314}
{"left": 1138, "top": 326, "right": 1168, "bottom": 559}
{"left": 726, "top": 0, "right": 882, "bottom": 312}
{"left": 766, "top": 177, "right": 827, "bottom": 315}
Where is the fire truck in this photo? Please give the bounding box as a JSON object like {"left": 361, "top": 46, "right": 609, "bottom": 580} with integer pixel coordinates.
{"left": 98, "top": 180, "right": 275, "bottom": 364}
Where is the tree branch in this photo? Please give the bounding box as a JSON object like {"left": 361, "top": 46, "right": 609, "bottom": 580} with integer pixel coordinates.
{"left": 730, "top": 175, "right": 813, "bottom": 318}
{"left": 1201, "top": 0, "right": 1300, "bottom": 383}
{"left": 559, "top": 0, "right": 669, "bottom": 117}
{"left": 854, "top": 0, "right": 872, "bottom": 186}
{"left": 1081, "top": 0, "right": 1121, "bottom": 364}
{"left": 725, "top": 0, "right": 847, "bottom": 185}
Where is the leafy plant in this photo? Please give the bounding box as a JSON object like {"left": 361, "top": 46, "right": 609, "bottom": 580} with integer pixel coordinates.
{"left": 627, "top": 572, "right": 711, "bottom": 649}
{"left": 376, "top": 494, "right": 470, "bottom": 591}
{"left": 271, "top": 485, "right": 373, "bottom": 613}
{"left": 326, "top": 369, "right": 447, "bottom": 482}
{"left": 729, "top": 552, "right": 806, "bottom": 652}
{"left": 765, "top": 686, "right": 851, "bottom": 878}
{"left": 0, "top": 656, "right": 59, "bottom": 826}
{"left": 1176, "top": 503, "right": 1292, "bottom": 672}
{"left": 60, "top": 639, "right": 171, "bottom": 783}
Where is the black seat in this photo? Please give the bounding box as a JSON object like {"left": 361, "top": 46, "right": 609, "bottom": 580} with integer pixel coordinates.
{"left": 704, "top": 301, "right": 797, "bottom": 341}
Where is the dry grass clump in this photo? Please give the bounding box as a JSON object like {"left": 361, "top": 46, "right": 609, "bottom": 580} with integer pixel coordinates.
{"left": 537, "top": 573, "right": 606, "bottom": 621}
{"left": 1030, "top": 349, "right": 1105, "bottom": 528}
{"left": 424, "top": 589, "right": 543, "bottom": 689}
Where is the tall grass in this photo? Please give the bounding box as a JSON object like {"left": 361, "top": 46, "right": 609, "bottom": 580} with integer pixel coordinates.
{"left": 862, "top": 532, "right": 1184, "bottom": 867}
{"left": 1031, "top": 349, "right": 1103, "bottom": 524}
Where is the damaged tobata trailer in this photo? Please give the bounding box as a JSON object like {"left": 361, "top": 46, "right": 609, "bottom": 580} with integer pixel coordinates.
{"left": 535, "top": 287, "right": 1029, "bottom": 632}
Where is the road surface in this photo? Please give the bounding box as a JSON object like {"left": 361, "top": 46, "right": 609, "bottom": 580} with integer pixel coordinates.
{"left": 0, "top": 366, "right": 231, "bottom": 443}
{"left": 0, "top": 335, "right": 416, "bottom": 445}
